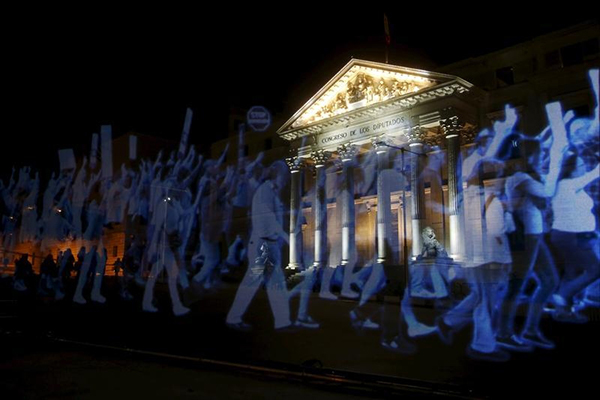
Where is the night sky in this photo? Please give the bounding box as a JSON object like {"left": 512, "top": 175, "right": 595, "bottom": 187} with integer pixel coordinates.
{"left": 2, "top": 6, "right": 594, "bottom": 178}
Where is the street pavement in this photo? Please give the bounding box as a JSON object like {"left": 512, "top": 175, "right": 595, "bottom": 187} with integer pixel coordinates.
{"left": 0, "top": 274, "right": 598, "bottom": 399}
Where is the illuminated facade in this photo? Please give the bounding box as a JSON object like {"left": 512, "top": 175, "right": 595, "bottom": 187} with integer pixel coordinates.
{"left": 277, "top": 58, "right": 482, "bottom": 269}
{"left": 274, "top": 21, "right": 599, "bottom": 271}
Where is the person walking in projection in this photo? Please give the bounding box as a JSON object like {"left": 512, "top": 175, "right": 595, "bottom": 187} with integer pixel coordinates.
{"left": 320, "top": 162, "right": 343, "bottom": 300}
{"left": 227, "top": 152, "right": 264, "bottom": 271}
{"left": 548, "top": 70, "right": 599, "bottom": 321}
{"left": 71, "top": 158, "right": 90, "bottom": 239}
{"left": 165, "top": 153, "right": 203, "bottom": 289}
{"left": 551, "top": 69, "right": 600, "bottom": 315}
{"left": 192, "top": 163, "right": 235, "bottom": 289}
{"left": 141, "top": 184, "right": 190, "bottom": 316}
{"left": 40, "top": 172, "right": 74, "bottom": 251}
{"left": 73, "top": 199, "right": 107, "bottom": 304}
{"left": 496, "top": 102, "right": 569, "bottom": 350}
{"left": 376, "top": 151, "right": 421, "bottom": 353}
{"left": 19, "top": 172, "right": 39, "bottom": 243}
{"left": 226, "top": 160, "right": 292, "bottom": 330}
{"left": 550, "top": 156, "right": 599, "bottom": 322}
{"left": 437, "top": 106, "right": 519, "bottom": 361}
{"left": 287, "top": 155, "right": 320, "bottom": 329}
{"left": 338, "top": 148, "right": 378, "bottom": 299}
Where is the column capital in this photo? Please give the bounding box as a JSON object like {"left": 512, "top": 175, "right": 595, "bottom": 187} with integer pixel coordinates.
{"left": 440, "top": 115, "right": 462, "bottom": 139}
{"left": 285, "top": 156, "right": 304, "bottom": 172}
{"left": 406, "top": 124, "right": 426, "bottom": 146}
{"left": 371, "top": 136, "right": 391, "bottom": 153}
{"left": 337, "top": 143, "right": 359, "bottom": 162}
{"left": 310, "top": 149, "right": 331, "bottom": 167}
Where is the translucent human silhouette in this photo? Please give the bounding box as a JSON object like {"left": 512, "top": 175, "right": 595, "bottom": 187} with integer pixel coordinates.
{"left": 19, "top": 172, "right": 39, "bottom": 243}
{"left": 549, "top": 69, "right": 599, "bottom": 323}
{"left": 226, "top": 160, "right": 292, "bottom": 331}
{"left": 439, "top": 106, "right": 518, "bottom": 361}
{"left": 73, "top": 200, "right": 108, "bottom": 305}
{"left": 497, "top": 102, "right": 569, "bottom": 351}
{"left": 142, "top": 185, "right": 190, "bottom": 316}
{"left": 320, "top": 162, "right": 344, "bottom": 300}
{"left": 192, "top": 150, "right": 234, "bottom": 290}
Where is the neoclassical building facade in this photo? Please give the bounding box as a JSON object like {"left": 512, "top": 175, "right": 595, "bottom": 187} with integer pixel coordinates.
{"left": 277, "top": 59, "right": 486, "bottom": 270}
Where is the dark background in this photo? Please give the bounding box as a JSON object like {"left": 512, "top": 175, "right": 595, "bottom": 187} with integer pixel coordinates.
{"left": 2, "top": 6, "right": 594, "bottom": 177}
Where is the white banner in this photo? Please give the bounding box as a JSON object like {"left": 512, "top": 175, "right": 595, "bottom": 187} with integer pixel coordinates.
{"left": 90, "top": 133, "right": 99, "bottom": 169}
{"left": 178, "top": 108, "right": 193, "bottom": 157}
{"left": 129, "top": 135, "right": 137, "bottom": 160}
{"left": 101, "top": 125, "right": 112, "bottom": 179}
{"left": 58, "top": 149, "right": 76, "bottom": 171}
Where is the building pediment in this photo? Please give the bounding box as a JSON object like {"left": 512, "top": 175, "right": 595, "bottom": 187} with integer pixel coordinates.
{"left": 278, "top": 59, "right": 472, "bottom": 139}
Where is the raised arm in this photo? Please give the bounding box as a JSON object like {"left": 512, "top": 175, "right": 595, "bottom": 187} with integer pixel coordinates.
{"left": 569, "top": 163, "right": 600, "bottom": 191}
{"left": 518, "top": 102, "right": 569, "bottom": 199}
{"left": 488, "top": 104, "right": 518, "bottom": 159}
{"left": 216, "top": 143, "right": 230, "bottom": 168}
{"left": 544, "top": 101, "right": 569, "bottom": 196}
{"left": 590, "top": 69, "right": 599, "bottom": 135}
{"left": 181, "top": 155, "right": 203, "bottom": 189}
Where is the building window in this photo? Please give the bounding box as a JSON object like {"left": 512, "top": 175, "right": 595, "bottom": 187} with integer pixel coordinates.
{"left": 561, "top": 43, "right": 584, "bottom": 67}
{"left": 113, "top": 246, "right": 118, "bottom": 257}
{"left": 495, "top": 66, "right": 514, "bottom": 87}
{"left": 582, "top": 38, "right": 600, "bottom": 59}
{"left": 544, "top": 50, "right": 561, "bottom": 68}
{"left": 531, "top": 57, "right": 538, "bottom": 73}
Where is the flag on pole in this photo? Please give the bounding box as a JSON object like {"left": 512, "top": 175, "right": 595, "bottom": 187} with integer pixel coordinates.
{"left": 384, "top": 14, "right": 390, "bottom": 45}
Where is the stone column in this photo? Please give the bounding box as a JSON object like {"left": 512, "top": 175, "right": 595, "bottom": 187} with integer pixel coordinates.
{"left": 373, "top": 140, "right": 390, "bottom": 264}
{"left": 286, "top": 156, "right": 303, "bottom": 271}
{"left": 441, "top": 114, "right": 463, "bottom": 259}
{"left": 407, "top": 124, "right": 426, "bottom": 258}
{"left": 311, "top": 149, "right": 330, "bottom": 268}
{"left": 337, "top": 143, "right": 358, "bottom": 266}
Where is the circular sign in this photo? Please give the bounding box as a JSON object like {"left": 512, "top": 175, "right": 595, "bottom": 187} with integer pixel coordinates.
{"left": 247, "top": 106, "right": 271, "bottom": 132}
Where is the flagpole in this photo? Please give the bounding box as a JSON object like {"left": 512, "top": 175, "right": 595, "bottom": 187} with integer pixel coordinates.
{"left": 384, "top": 14, "right": 390, "bottom": 64}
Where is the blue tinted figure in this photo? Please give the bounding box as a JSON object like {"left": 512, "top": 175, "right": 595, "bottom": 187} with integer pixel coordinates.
{"left": 71, "top": 158, "right": 91, "bottom": 239}
{"left": 226, "top": 161, "right": 292, "bottom": 330}
{"left": 73, "top": 200, "right": 108, "bottom": 304}
{"left": 497, "top": 102, "right": 569, "bottom": 350}
{"left": 193, "top": 163, "right": 235, "bottom": 289}
{"left": 550, "top": 158, "right": 600, "bottom": 322}
{"left": 557, "top": 68, "right": 600, "bottom": 313}
{"left": 321, "top": 163, "right": 343, "bottom": 300}
{"left": 142, "top": 188, "right": 190, "bottom": 316}
{"left": 19, "top": 173, "right": 39, "bottom": 243}
{"left": 438, "top": 108, "right": 517, "bottom": 361}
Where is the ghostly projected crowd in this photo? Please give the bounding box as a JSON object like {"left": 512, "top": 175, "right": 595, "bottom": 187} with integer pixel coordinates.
{"left": 1, "top": 69, "right": 598, "bottom": 362}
